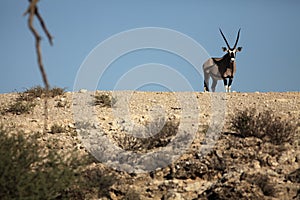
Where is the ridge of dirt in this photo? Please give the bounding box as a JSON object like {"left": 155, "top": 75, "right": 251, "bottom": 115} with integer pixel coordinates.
{"left": 0, "top": 91, "right": 299, "bottom": 199}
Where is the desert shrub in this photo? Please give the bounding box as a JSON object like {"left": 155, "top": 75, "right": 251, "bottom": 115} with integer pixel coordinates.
{"left": 50, "top": 123, "right": 65, "bottom": 134}
{"left": 94, "top": 93, "right": 116, "bottom": 107}
{"left": 82, "top": 168, "right": 116, "bottom": 199}
{"left": 0, "top": 125, "right": 82, "bottom": 200}
{"left": 230, "top": 108, "right": 256, "bottom": 137}
{"left": 21, "top": 85, "right": 45, "bottom": 100}
{"left": 230, "top": 108, "right": 297, "bottom": 145}
{"left": 115, "top": 119, "right": 179, "bottom": 152}
{"left": 17, "top": 85, "right": 66, "bottom": 101}
{"left": 6, "top": 101, "right": 36, "bottom": 115}
{"left": 49, "top": 87, "right": 66, "bottom": 97}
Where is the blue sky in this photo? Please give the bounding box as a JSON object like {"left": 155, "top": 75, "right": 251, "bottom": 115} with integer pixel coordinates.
{"left": 0, "top": 0, "right": 299, "bottom": 93}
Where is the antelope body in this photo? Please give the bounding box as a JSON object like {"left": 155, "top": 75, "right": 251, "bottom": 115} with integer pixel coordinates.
{"left": 203, "top": 29, "right": 242, "bottom": 92}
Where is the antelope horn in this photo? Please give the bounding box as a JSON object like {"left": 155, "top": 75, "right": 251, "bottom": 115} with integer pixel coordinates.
{"left": 233, "top": 28, "right": 241, "bottom": 49}
{"left": 219, "top": 28, "right": 230, "bottom": 49}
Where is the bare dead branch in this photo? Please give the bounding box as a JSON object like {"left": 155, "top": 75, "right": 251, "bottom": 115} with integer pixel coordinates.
{"left": 34, "top": 5, "right": 53, "bottom": 45}
{"left": 25, "top": 0, "right": 53, "bottom": 133}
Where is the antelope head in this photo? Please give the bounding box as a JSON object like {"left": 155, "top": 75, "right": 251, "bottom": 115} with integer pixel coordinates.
{"left": 219, "top": 28, "right": 242, "bottom": 63}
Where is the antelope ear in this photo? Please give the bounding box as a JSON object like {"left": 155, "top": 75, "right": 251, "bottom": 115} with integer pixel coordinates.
{"left": 222, "top": 47, "right": 228, "bottom": 52}
{"left": 237, "top": 47, "right": 242, "bottom": 52}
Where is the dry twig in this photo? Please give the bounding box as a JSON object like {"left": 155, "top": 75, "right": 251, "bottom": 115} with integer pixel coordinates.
{"left": 24, "top": 0, "right": 53, "bottom": 133}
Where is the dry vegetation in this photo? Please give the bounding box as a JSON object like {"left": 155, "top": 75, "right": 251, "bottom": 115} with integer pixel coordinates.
{"left": 0, "top": 88, "right": 299, "bottom": 199}
{"left": 230, "top": 108, "right": 297, "bottom": 145}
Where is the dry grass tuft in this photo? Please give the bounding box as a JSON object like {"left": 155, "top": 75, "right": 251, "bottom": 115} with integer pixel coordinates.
{"left": 230, "top": 108, "right": 297, "bottom": 145}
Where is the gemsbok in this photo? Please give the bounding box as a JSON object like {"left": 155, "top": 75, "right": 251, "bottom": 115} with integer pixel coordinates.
{"left": 203, "top": 29, "right": 242, "bottom": 92}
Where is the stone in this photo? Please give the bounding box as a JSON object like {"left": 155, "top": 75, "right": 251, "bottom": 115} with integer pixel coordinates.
{"left": 79, "top": 89, "right": 87, "bottom": 93}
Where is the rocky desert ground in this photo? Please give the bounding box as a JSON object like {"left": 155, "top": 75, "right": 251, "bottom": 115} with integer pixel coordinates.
{"left": 0, "top": 90, "right": 299, "bottom": 200}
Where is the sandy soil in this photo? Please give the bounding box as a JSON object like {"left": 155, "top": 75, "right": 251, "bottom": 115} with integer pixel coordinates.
{"left": 0, "top": 91, "right": 299, "bottom": 199}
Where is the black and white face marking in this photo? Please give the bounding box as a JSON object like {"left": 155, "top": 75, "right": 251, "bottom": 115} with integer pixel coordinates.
{"left": 222, "top": 47, "right": 242, "bottom": 62}
{"left": 228, "top": 49, "right": 237, "bottom": 62}
{"left": 219, "top": 28, "right": 242, "bottom": 63}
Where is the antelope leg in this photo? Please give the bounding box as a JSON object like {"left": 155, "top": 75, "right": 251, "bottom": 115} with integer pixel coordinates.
{"left": 211, "top": 79, "right": 217, "bottom": 92}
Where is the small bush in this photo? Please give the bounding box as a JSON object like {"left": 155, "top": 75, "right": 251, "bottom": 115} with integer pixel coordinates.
{"left": 21, "top": 85, "right": 45, "bottom": 100}
{"left": 17, "top": 86, "right": 66, "bottom": 101}
{"left": 115, "top": 119, "right": 179, "bottom": 152}
{"left": 50, "top": 124, "right": 65, "bottom": 134}
{"left": 0, "top": 125, "right": 81, "bottom": 199}
{"left": 49, "top": 87, "right": 65, "bottom": 97}
{"left": 94, "top": 94, "right": 116, "bottom": 107}
{"left": 230, "top": 108, "right": 297, "bottom": 145}
{"left": 230, "top": 108, "right": 256, "bottom": 137}
{"left": 6, "top": 101, "right": 36, "bottom": 115}
{"left": 82, "top": 168, "right": 116, "bottom": 199}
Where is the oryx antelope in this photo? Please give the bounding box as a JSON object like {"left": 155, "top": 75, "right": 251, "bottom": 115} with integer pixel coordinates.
{"left": 203, "top": 29, "right": 242, "bottom": 92}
